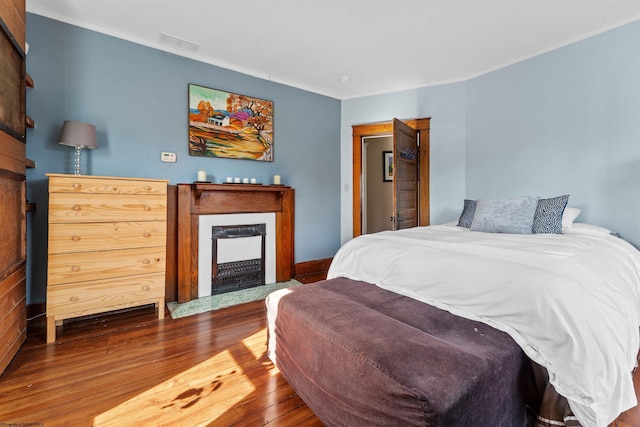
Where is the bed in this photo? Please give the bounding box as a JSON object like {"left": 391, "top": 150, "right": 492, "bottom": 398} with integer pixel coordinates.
{"left": 266, "top": 198, "right": 640, "bottom": 427}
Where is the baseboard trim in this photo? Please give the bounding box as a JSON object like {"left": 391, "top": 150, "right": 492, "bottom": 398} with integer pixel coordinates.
{"left": 27, "top": 302, "right": 45, "bottom": 321}
{"left": 26, "top": 302, "right": 46, "bottom": 330}
{"left": 294, "top": 258, "right": 332, "bottom": 284}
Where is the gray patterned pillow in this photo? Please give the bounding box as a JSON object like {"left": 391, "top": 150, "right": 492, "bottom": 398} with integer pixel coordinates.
{"left": 470, "top": 197, "right": 539, "bottom": 234}
{"left": 457, "top": 199, "right": 477, "bottom": 228}
{"left": 532, "top": 195, "right": 569, "bottom": 234}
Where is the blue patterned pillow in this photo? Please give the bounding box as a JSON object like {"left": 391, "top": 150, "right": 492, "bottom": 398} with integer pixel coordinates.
{"left": 532, "top": 195, "right": 569, "bottom": 234}
{"left": 457, "top": 199, "right": 477, "bottom": 228}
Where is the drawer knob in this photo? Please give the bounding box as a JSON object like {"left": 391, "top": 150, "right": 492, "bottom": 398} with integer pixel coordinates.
{"left": 70, "top": 296, "right": 80, "bottom": 301}
{"left": 72, "top": 204, "right": 81, "bottom": 211}
{"left": 71, "top": 235, "right": 81, "bottom": 241}
{"left": 71, "top": 265, "right": 80, "bottom": 272}
{"left": 144, "top": 186, "right": 151, "bottom": 191}
{"left": 72, "top": 183, "right": 81, "bottom": 189}
{"left": 142, "top": 259, "right": 151, "bottom": 264}
{"left": 143, "top": 205, "right": 151, "bottom": 211}
{"left": 142, "top": 285, "right": 150, "bottom": 291}
{"left": 143, "top": 232, "right": 151, "bottom": 238}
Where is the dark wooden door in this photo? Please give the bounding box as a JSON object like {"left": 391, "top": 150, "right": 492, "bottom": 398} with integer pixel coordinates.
{"left": 0, "top": 0, "right": 28, "bottom": 371}
{"left": 392, "top": 119, "right": 418, "bottom": 230}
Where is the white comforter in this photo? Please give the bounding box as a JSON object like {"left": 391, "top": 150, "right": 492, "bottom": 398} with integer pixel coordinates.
{"left": 327, "top": 223, "right": 640, "bottom": 427}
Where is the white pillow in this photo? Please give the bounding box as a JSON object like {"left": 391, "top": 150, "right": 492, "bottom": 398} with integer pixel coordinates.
{"left": 562, "top": 207, "right": 581, "bottom": 229}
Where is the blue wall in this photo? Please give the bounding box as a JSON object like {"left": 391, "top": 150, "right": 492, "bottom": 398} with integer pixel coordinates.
{"left": 25, "top": 14, "right": 342, "bottom": 304}
{"left": 340, "top": 20, "right": 639, "bottom": 249}
{"left": 340, "top": 83, "right": 467, "bottom": 243}
{"left": 465, "top": 21, "right": 640, "bottom": 246}
{"left": 25, "top": 13, "right": 640, "bottom": 305}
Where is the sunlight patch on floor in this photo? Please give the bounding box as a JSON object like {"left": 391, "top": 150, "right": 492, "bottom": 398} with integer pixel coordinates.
{"left": 93, "top": 349, "right": 255, "bottom": 426}
{"left": 243, "top": 328, "right": 268, "bottom": 362}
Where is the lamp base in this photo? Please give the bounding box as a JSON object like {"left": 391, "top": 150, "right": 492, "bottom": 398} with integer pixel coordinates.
{"left": 74, "top": 145, "right": 82, "bottom": 175}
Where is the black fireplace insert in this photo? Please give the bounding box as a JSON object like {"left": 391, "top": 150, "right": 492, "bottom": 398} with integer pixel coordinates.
{"left": 211, "top": 224, "right": 266, "bottom": 295}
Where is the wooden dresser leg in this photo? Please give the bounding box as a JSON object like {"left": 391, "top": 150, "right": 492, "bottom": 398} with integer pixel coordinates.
{"left": 46, "top": 317, "right": 56, "bottom": 343}
{"left": 157, "top": 299, "right": 165, "bottom": 320}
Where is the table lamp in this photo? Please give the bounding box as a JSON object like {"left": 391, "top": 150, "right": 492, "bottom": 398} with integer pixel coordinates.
{"left": 58, "top": 120, "right": 97, "bottom": 175}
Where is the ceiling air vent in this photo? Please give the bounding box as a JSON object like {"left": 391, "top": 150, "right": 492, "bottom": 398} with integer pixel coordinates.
{"left": 159, "top": 32, "right": 200, "bottom": 52}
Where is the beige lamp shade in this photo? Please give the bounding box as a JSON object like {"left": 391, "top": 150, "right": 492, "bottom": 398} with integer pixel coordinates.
{"left": 58, "top": 120, "right": 97, "bottom": 149}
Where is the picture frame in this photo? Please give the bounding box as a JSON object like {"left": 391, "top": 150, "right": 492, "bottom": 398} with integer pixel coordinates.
{"left": 383, "top": 151, "right": 393, "bottom": 182}
{"left": 188, "top": 83, "right": 274, "bottom": 161}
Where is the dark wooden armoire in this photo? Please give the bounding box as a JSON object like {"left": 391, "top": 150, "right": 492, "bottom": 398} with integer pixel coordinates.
{"left": 0, "top": 0, "right": 28, "bottom": 374}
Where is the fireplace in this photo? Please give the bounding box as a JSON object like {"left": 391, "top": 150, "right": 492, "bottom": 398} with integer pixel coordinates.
{"left": 211, "top": 223, "right": 266, "bottom": 295}
{"left": 177, "top": 183, "right": 294, "bottom": 303}
{"left": 198, "top": 213, "right": 276, "bottom": 298}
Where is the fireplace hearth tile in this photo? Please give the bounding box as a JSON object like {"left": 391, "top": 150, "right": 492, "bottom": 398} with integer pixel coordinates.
{"left": 166, "top": 279, "right": 302, "bottom": 319}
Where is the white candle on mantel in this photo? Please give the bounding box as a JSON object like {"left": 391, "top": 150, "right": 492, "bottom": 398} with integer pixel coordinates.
{"left": 273, "top": 174, "right": 281, "bottom": 185}
{"left": 197, "top": 170, "right": 206, "bottom": 182}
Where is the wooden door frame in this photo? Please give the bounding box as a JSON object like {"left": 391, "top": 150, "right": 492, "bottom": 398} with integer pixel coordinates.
{"left": 352, "top": 118, "right": 430, "bottom": 237}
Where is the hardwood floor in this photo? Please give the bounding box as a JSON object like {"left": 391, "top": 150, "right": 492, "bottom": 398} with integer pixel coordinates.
{"left": 2, "top": 299, "right": 638, "bottom": 427}
{"left": 0, "top": 302, "right": 324, "bottom": 427}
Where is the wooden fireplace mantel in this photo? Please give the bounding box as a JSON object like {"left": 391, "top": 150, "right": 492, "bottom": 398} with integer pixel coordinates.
{"left": 177, "top": 183, "right": 295, "bottom": 303}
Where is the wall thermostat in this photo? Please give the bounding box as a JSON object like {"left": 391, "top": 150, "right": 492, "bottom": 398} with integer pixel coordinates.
{"left": 161, "top": 152, "right": 177, "bottom": 163}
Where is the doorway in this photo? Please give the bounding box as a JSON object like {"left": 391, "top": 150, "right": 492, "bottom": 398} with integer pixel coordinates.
{"left": 352, "top": 118, "right": 430, "bottom": 237}
{"left": 363, "top": 135, "right": 394, "bottom": 233}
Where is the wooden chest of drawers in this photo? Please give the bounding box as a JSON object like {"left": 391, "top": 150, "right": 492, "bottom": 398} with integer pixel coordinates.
{"left": 46, "top": 174, "right": 168, "bottom": 343}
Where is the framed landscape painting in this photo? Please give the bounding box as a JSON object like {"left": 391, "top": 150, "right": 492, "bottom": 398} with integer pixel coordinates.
{"left": 188, "top": 84, "right": 274, "bottom": 161}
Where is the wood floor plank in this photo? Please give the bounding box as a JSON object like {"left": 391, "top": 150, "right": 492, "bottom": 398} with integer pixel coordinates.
{"left": 0, "top": 301, "right": 323, "bottom": 426}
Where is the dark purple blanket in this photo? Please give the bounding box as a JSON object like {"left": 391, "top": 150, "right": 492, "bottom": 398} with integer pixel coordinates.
{"left": 267, "top": 278, "right": 529, "bottom": 426}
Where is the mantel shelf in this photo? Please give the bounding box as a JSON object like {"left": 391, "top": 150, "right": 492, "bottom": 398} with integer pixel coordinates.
{"left": 192, "top": 182, "right": 291, "bottom": 202}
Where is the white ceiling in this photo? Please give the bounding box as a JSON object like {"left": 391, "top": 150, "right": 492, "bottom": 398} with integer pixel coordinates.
{"left": 26, "top": 0, "right": 640, "bottom": 99}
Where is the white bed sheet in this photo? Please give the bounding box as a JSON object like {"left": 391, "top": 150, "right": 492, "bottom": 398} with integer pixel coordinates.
{"left": 327, "top": 223, "right": 640, "bottom": 427}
